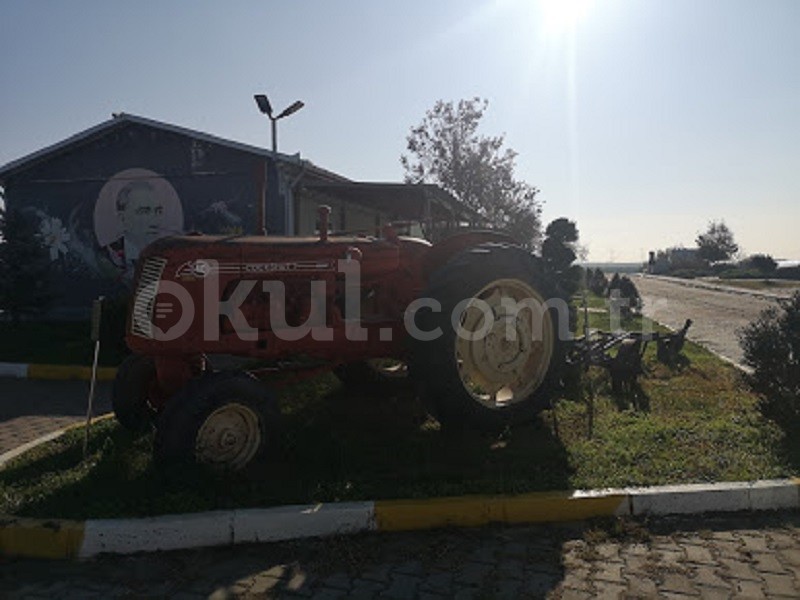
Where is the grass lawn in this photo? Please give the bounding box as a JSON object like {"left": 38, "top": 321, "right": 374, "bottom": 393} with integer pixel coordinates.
{"left": 1, "top": 299, "right": 794, "bottom": 520}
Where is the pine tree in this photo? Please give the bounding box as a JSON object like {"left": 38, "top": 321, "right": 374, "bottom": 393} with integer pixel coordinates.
{"left": 0, "top": 208, "right": 54, "bottom": 322}
{"left": 541, "top": 218, "right": 582, "bottom": 297}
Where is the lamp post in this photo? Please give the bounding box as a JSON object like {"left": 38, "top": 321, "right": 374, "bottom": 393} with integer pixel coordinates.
{"left": 253, "top": 94, "right": 304, "bottom": 235}
{"left": 254, "top": 94, "right": 304, "bottom": 153}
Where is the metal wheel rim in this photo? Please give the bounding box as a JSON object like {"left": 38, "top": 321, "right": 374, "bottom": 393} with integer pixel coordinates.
{"left": 195, "top": 402, "right": 261, "bottom": 470}
{"left": 454, "top": 278, "right": 555, "bottom": 409}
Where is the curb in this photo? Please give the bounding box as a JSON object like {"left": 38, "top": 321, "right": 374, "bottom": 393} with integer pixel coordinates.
{"left": 0, "top": 429, "right": 73, "bottom": 470}
{"left": 0, "top": 414, "right": 114, "bottom": 470}
{"left": 0, "top": 362, "right": 117, "bottom": 381}
{"left": 638, "top": 274, "right": 789, "bottom": 301}
{"left": 2, "top": 479, "right": 798, "bottom": 560}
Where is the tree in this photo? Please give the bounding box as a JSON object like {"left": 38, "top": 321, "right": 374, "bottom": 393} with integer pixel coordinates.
{"left": 588, "top": 267, "right": 609, "bottom": 296}
{"left": 541, "top": 218, "right": 582, "bottom": 297}
{"left": 401, "top": 98, "right": 542, "bottom": 247}
{"left": 607, "top": 273, "right": 620, "bottom": 294}
{"left": 696, "top": 220, "right": 738, "bottom": 262}
{"left": 0, "top": 207, "right": 53, "bottom": 322}
{"left": 607, "top": 273, "right": 641, "bottom": 318}
{"left": 541, "top": 218, "right": 577, "bottom": 271}
{"left": 747, "top": 254, "right": 777, "bottom": 274}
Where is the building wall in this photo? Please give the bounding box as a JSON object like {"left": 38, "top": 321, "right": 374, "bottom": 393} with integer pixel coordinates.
{"left": 1, "top": 120, "right": 445, "bottom": 318}
{"left": 2, "top": 122, "right": 279, "bottom": 317}
{"left": 295, "top": 190, "right": 385, "bottom": 237}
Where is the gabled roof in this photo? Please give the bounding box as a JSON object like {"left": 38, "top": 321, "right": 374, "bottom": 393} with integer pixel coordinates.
{"left": 0, "top": 112, "right": 349, "bottom": 184}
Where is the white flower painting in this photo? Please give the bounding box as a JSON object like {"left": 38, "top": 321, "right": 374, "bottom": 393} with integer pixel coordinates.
{"left": 39, "top": 216, "right": 71, "bottom": 261}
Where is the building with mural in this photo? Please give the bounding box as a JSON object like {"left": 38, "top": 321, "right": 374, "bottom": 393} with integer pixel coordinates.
{"left": 0, "top": 114, "right": 470, "bottom": 318}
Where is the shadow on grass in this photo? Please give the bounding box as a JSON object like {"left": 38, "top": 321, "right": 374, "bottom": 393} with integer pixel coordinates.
{"left": 658, "top": 353, "right": 692, "bottom": 373}
{"left": 2, "top": 375, "right": 572, "bottom": 520}
{"left": 609, "top": 381, "right": 650, "bottom": 413}
{"left": 644, "top": 347, "right": 697, "bottom": 381}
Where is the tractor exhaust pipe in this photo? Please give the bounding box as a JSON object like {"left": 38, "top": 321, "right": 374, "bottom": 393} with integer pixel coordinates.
{"left": 318, "top": 205, "right": 331, "bottom": 242}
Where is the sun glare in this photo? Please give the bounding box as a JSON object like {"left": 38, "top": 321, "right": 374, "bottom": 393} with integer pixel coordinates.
{"left": 540, "top": 0, "right": 592, "bottom": 34}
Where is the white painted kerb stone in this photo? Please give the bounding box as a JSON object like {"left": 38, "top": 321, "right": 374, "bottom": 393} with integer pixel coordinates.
{"left": 80, "top": 511, "right": 235, "bottom": 558}
{"left": 233, "top": 502, "right": 375, "bottom": 544}
{"left": 629, "top": 480, "right": 800, "bottom": 516}
{"left": 0, "top": 362, "right": 28, "bottom": 378}
{"left": 748, "top": 479, "right": 800, "bottom": 511}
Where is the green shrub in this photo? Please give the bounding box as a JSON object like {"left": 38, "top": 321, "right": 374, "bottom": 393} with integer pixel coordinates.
{"left": 607, "top": 274, "right": 641, "bottom": 318}
{"left": 739, "top": 292, "right": 800, "bottom": 420}
{"left": 747, "top": 254, "right": 778, "bottom": 274}
{"left": 774, "top": 266, "right": 800, "bottom": 281}
{"left": 670, "top": 268, "right": 708, "bottom": 279}
{"left": 718, "top": 268, "right": 759, "bottom": 280}
{"left": 588, "top": 267, "right": 608, "bottom": 296}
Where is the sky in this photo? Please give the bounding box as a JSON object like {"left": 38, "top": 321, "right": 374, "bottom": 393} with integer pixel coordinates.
{"left": 1, "top": 0, "right": 798, "bottom": 262}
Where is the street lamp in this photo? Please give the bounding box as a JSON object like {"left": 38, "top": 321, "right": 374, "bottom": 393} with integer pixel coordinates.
{"left": 254, "top": 94, "right": 304, "bottom": 153}
{"left": 253, "top": 94, "right": 304, "bottom": 235}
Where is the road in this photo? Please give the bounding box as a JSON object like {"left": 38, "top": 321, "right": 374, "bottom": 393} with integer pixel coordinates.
{"left": 635, "top": 275, "right": 783, "bottom": 367}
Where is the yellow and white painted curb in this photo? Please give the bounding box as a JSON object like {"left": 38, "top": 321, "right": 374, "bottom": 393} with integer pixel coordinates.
{"left": 373, "top": 489, "right": 628, "bottom": 531}
{"left": 2, "top": 479, "right": 799, "bottom": 560}
{"left": 0, "top": 362, "right": 117, "bottom": 381}
{"left": 0, "top": 516, "right": 86, "bottom": 559}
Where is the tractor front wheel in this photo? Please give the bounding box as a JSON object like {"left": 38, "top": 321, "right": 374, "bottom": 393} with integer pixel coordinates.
{"left": 154, "top": 372, "right": 280, "bottom": 471}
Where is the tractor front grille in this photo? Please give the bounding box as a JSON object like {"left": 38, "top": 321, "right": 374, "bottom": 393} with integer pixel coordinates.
{"left": 131, "top": 257, "right": 168, "bottom": 339}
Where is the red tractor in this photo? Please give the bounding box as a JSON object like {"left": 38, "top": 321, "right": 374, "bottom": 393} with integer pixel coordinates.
{"left": 113, "top": 207, "right": 564, "bottom": 470}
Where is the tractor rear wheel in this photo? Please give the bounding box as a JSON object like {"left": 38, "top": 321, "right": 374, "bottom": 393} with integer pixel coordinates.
{"left": 410, "top": 243, "right": 563, "bottom": 431}
{"left": 154, "top": 372, "right": 280, "bottom": 471}
{"left": 112, "top": 354, "right": 158, "bottom": 433}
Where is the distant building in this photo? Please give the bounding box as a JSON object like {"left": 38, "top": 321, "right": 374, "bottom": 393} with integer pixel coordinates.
{"left": 649, "top": 247, "right": 704, "bottom": 274}
{"left": 0, "top": 113, "right": 469, "bottom": 317}
{"left": 777, "top": 260, "right": 800, "bottom": 270}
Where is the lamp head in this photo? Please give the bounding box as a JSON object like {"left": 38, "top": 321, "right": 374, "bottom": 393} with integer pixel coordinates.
{"left": 277, "top": 100, "right": 305, "bottom": 119}
{"left": 254, "top": 94, "right": 273, "bottom": 117}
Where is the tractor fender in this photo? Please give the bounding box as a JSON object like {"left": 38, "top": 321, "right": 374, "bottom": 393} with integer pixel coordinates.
{"left": 422, "top": 230, "right": 519, "bottom": 279}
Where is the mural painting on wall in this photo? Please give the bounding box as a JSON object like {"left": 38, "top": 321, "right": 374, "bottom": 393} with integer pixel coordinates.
{"left": 30, "top": 168, "right": 184, "bottom": 285}
{"left": 93, "top": 168, "right": 184, "bottom": 274}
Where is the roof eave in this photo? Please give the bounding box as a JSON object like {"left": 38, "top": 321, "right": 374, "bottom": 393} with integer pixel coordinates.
{"left": 0, "top": 112, "right": 342, "bottom": 184}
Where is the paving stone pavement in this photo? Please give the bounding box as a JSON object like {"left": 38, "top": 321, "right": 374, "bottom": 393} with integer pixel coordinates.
{"left": 0, "top": 380, "right": 111, "bottom": 454}
{"left": 2, "top": 511, "right": 800, "bottom": 598}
